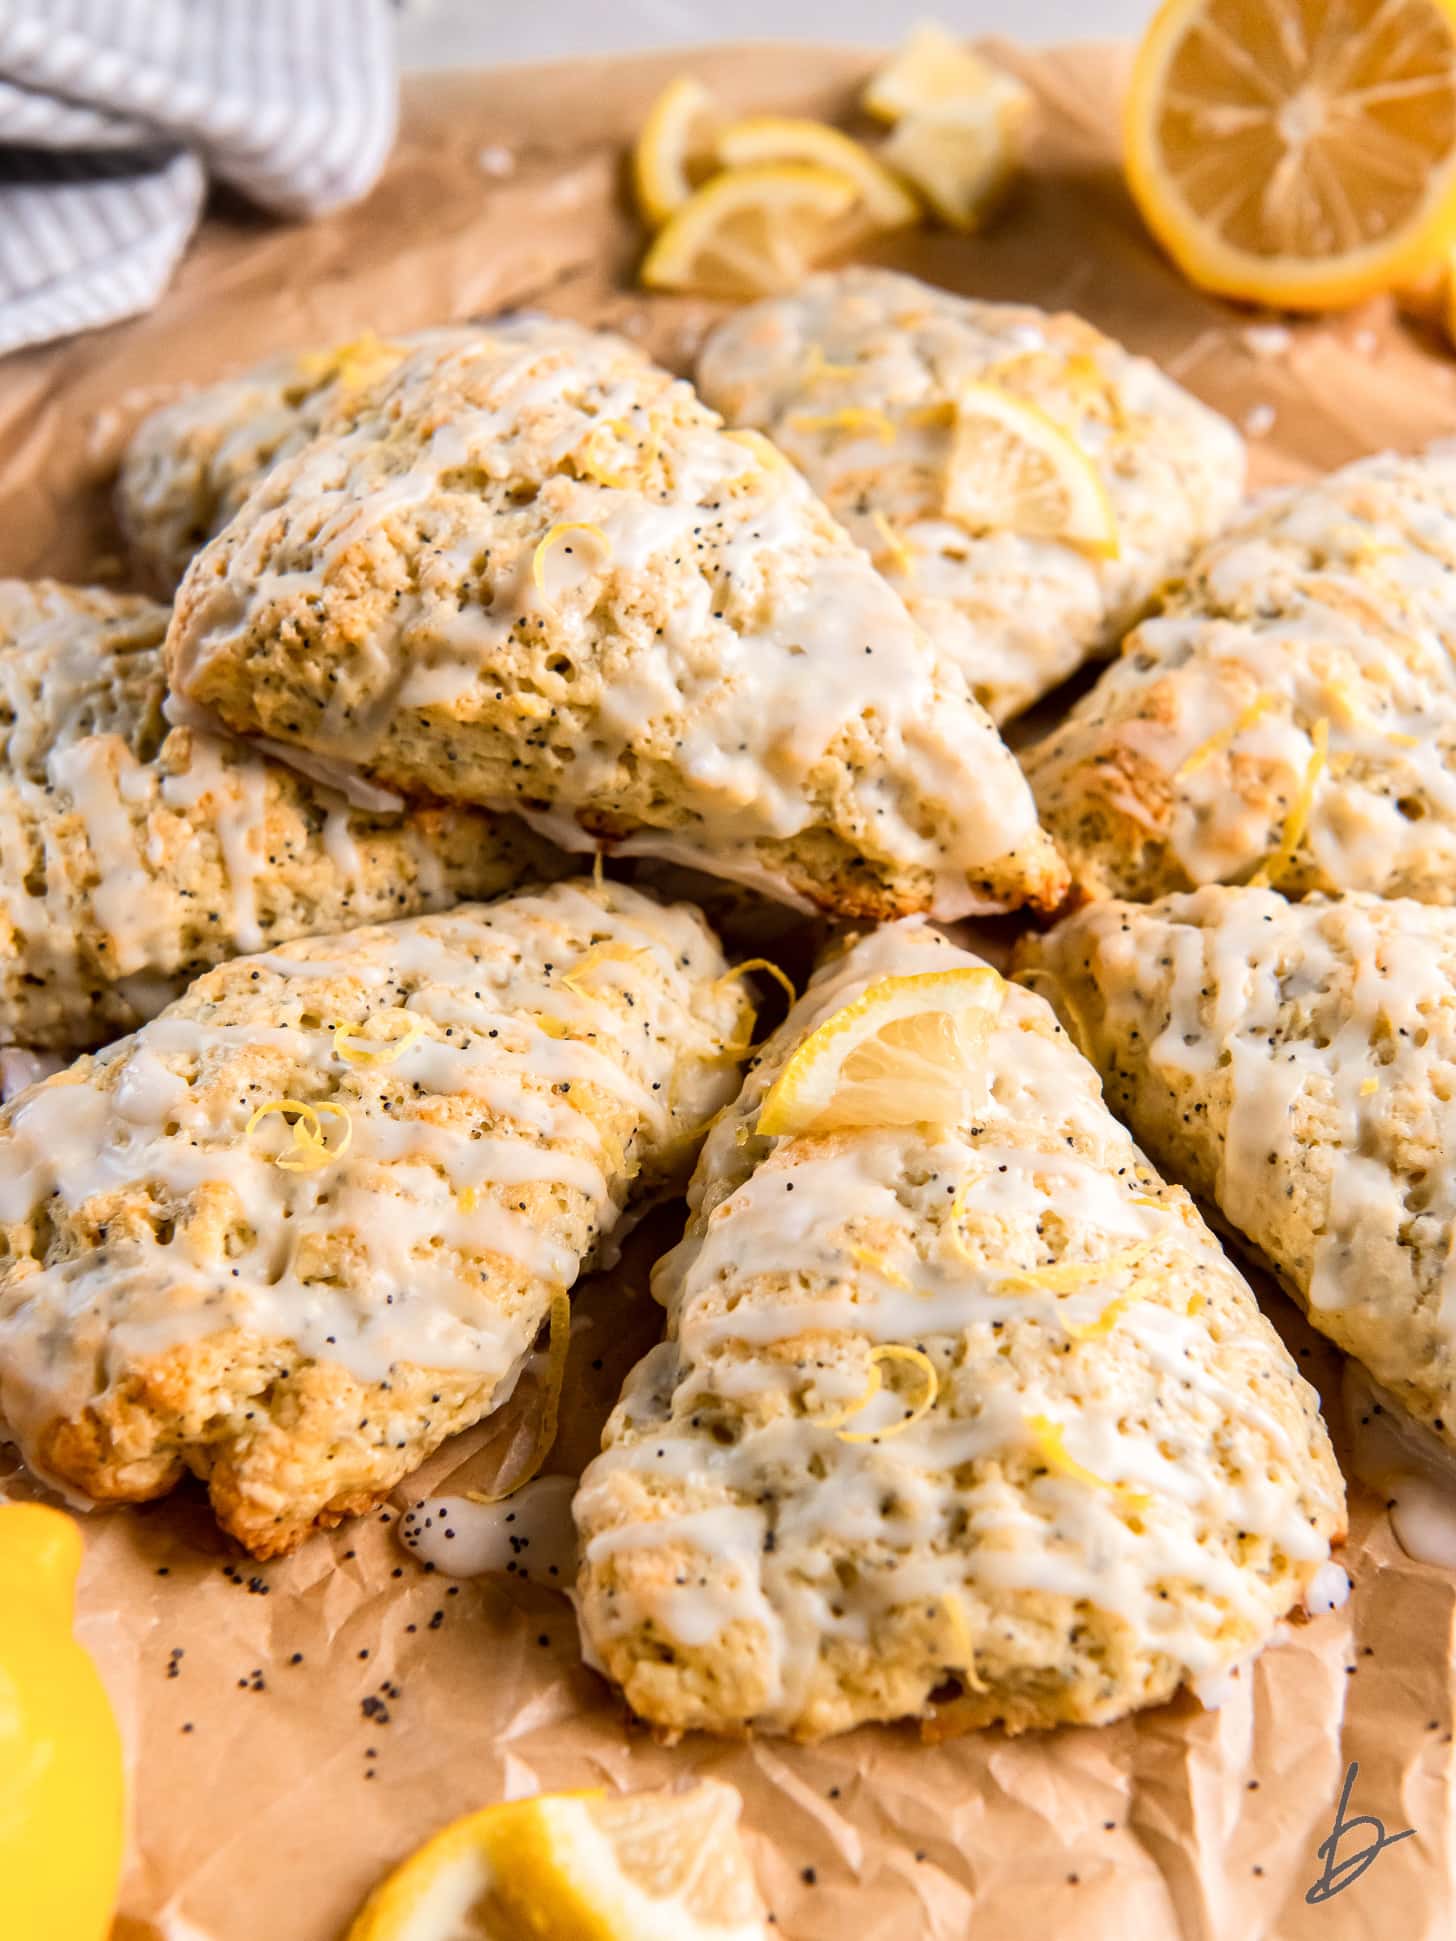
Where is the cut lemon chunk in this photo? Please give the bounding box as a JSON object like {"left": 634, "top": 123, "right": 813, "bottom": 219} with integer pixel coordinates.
{"left": 863, "top": 21, "right": 1024, "bottom": 124}
{"left": 348, "top": 1780, "right": 768, "bottom": 1941}
{"left": 716, "top": 115, "right": 920, "bottom": 230}
{"left": 945, "top": 383, "right": 1119, "bottom": 555}
{"left": 642, "top": 161, "right": 859, "bottom": 298}
{"left": 633, "top": 76, "right": 720, "bottom": 227}
{"left": 1125, "top": 0, "right": 1456, "bottom": 309}
{"left": 883, "top": 99, "right": 1026, "bottom": 230}
{"left": 757, "top": 967, "right": 1004, "bottom": 1137}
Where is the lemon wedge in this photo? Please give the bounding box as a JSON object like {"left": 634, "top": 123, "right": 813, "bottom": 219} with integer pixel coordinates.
{"left": 347, "top": 1781, "right": 768, "bottom": 1941}
{"left": 757, "top": 967, "right": 1004, "bottom": 1138}
{"left": 882, "top": 100, "right": 1026, "bottom": 231}
{"left": 863, "top": 21, "right": 1023, "bottom": 123}
{"left": 1125, "top": 0, "right": 1456, "bottom": 309}
{"left": 715, "top": 115, "right": 919, "bottom": 231}
{"left": 641, "top": 161, "right": 860, "bottom": 299}
{"left": 945, "top": 383, "right": 1119, "bottom": 555}
{"left": 633, "top": 76, "right": 720, "bottom": 227}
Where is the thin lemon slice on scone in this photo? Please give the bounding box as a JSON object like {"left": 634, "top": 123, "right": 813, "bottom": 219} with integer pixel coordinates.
{"left": 715, "top": 115, "right": 920, "bottom": 229}
{"left": 641, "top": 161, "right": 860, "bottom": 297}
{"left": 946, "top": 383, "right": 1119, "bottom": 554}
{"left": 757, "top": 965, "right": 1004, "bottom": 1135}
{"left": 348, "top": 1781, "right": 769, "bottom": 1941}
{"left": 633, "top": 76, "right": 721, "bottom": 226}
{"left": 1125, "top": 0, "right": 1456, "bottom": 308}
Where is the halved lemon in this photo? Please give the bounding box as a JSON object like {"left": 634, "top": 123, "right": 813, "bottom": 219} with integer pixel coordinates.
{"left": 715, "top": 115, "right": 920, "bottom": 230}
{"left": 757, "top": 967, "right": 1004, "bottom": 1138}
{"left": 641, "top": 161, "right": 860, "bottom": 298}
{"left": 863, "top": 22, "right": 1022, "bottom": 124}
{"left": 1125, "top": 0, "right": 1456, "bottom": 309}
{"left": 633, "top": 76, "right": 720, "bottom": 227}
{"left": 347, "top": 1781, "right": 768, "bottom": 1941}
{"left": 945, "top": 383, "right": 1119, "bottom": 555}
{"left": 882, "top": 100, "right": 1026, "bottom": 230}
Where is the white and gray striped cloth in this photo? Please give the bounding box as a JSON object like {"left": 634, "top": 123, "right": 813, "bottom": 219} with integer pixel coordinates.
{"left": 0, "top": 0, "right": 399, "bottom": 356}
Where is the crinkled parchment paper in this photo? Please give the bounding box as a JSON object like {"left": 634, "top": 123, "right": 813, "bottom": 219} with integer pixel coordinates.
{"left": 1, "top": 39, "right": 1454, "bottom": 1941}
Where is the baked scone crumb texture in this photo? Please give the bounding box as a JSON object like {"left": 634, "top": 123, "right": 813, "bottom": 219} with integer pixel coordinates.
{"left": 164, "top": 314, "right": 1065, "bottom": 922}
{"left": 697, "top": 267, "right": 1245, "bottom": 724}
{"left": 574, "top": 919, "right": 1343, "bottom": 1740}
{"left": 0, "top": 879, "right": 750, "bottom": 1556}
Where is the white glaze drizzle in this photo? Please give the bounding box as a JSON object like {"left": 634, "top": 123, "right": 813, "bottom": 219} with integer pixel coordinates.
{"left": 575, "top": 922, "right": 1337, "bottom": 1731}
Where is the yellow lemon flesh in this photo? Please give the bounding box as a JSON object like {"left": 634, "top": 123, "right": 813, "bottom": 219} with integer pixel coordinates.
{"left": 1125, "top": 0, "right": 1456, "bottom": 308}
{"left": 757, "top": 966, "right": 1005, "bottom": 1137}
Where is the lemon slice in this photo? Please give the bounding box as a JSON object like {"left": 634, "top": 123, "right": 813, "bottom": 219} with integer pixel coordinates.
{"left": 882, "top": 100, "right": 1026, "bottom": 230}
{"left": 863, "top": 22, "right": 1022, "bottom": 124}
{"left": 347, "top": 1781, "right": 768, "bottom": 1941}
{"left": 945, "top": 383, "right": 1119, "bottom": 555}
{"left": 757, "top": 967, "right": 1004, "bottom": 1138}
{"left": 1125, "top": 0, "right": 1456, "bottom": 309}
{"left": 641, "top": 161, "right": 860, "bottom": 298}
{"left": 715, "top": 115, "right": 920, "bottom": 230}
{"left": 633, "top": 76, "right": 720, "bottom": 226}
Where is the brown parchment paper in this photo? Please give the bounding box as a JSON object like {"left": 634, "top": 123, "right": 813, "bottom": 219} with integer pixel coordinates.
{"left": 2, "top": 37, "right": 1455, "bottom": 1941}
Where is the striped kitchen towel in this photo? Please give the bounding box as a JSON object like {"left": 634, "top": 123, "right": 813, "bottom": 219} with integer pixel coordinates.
{"left": 0, "top": 0, "right": 398, "bottom": 356}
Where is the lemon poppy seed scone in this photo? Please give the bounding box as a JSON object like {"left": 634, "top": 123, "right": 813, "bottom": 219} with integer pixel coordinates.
{"left": 695, "top": 268, "right": 1245, "bottom": 723}
{"left": 163, "top": 315, "right": 1067, "bottom": 921}
{"left": 118, "top": 327, "right": 483, "bottom": 592}
{"left": 0, "top": 880, "right": 752, "bottom": 1557}
{"left": 0, "top": 579, "right": 561, "bottom": 1052}
{"left": 1022, "top": 886, "right": 1456, "bottom": 1460}
{"left": 1023, "top": 443, "right": 1456, "bottom": 903}
{"left": 574, "top": 922, "right": 1344, "bottom": 1741}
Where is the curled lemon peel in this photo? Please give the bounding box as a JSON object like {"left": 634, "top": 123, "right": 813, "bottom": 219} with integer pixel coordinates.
{"left": 848, "top": 1243, "right": 911, "bottom": 1289}
{"left": 786, "top": 406, "right": 899, "bottom": 444}
{"left": 711, "top": 958, "right": 799, "bottom": 1059}
{"left": 722, "top": 426, "right": 788, "bottom": 473}
{"left": 559, "top": 941, "right": 656, "bottom": 1002}
{"left": 531, "top": 522, "right": 611, "bottom": 596}
{"left": 1025, "top": 1413, "right": 1151, "bottom": 1509}
{"left": 999, "top": 1239, "right": 1154, "bottom": 1296}
{"left": 245, "top": 1098, "right": 353, "bottom": 1173}
{"left": 332, "top": 1010, "right": 424, "bottom": 1067}
{"left": 1175, "top": 691, "right": 1278, "bottom": 777}
{"left": 1249, "top": 717, "right": 1329, "bottom": 889}
{"left": 812, "top": 1344, "right": 939, "bottom": 1444}
{"left": 870, "top": 510, "right": 917, "bottom": 577}
{"left": 467, "top": 1288, "right": 573, "bottom": 1505}
{"left": 1060, "top": 1279, "right": 1154, "bottom": 1342}
{"left": 802, "top": 343, "right": 862, "bottom": 385}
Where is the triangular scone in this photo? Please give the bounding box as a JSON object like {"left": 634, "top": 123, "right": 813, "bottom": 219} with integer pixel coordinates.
{"left": 1022, "top": 886, "right": 1456, "bottom": 1458}
{"left": 0, "top": 881, "right": 751, "bottom": 1557}
{"left": 164, "top": 316, "right": 1066, "bottom": 922}
{"left": 0, "top": 579, "right": 560, "bottom": 1052}
{"left": 697, "top": 268, "right": 1245, "bottom": 724}
{"left": 1023, "top": 444, "right": 1456, "bottom": 902}
{"left": 574, "top": 921, "right": 1343, "bottom": 1741}
{"left": 119, "top": 327, "right": 483, "bottom": 592}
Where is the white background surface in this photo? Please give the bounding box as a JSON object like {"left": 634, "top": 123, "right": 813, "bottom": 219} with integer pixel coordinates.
{"left": 396, "top": 0, "right": 1144, "bottom": 70}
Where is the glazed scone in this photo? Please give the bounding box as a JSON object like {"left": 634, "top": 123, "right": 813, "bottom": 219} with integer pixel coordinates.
{"left": 0, "top": 579, "right": 561, "bottom": 1052}
{"left": 696, "top": 269, "right": 1245, "bottom": 723}
{"left": 164, "top": 315, "right": 1067, "bottom": 922}
{"left": 0, "top": 880, "right": 752, "bottom": 1556}
{"left": 1023, "top": 443, "right": 1456, "bottom": 903}
{"left": 574, "top": 922, "right": 1344, "bottom": 1741}
{"left": 1021, "top": 886, "right": 1456, "bottom": 1462}
{"left": 118, "top": 327, "right": 482, "bottom": 592}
